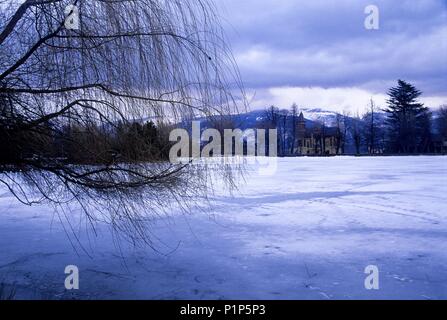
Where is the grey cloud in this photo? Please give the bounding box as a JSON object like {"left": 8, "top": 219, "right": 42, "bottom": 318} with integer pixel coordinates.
{"left": 218, "top": 0, "right": 447, "bottom": 97}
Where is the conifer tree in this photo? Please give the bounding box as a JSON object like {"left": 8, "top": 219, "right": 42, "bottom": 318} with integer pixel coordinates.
{"left": 384, "top": 80, "right": 430, "bottom": 153}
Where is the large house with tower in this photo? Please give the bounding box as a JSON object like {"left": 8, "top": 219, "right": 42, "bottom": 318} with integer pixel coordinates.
{"left": 294, "top": 112, "right": 340, "bottom": 156}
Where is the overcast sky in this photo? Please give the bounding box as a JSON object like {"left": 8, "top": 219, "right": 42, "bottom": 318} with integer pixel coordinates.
{"left": 217, "top": 0, "right": 447, "bottom": 112}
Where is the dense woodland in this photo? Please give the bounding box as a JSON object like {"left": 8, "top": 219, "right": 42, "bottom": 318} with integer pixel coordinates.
{"left": 0, "top": 107, "right": 170, "bottom": 167}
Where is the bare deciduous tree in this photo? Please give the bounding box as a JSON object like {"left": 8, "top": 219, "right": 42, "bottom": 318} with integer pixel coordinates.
{"left": 335, "top": 113, "right": 344, "bottom": 155}
{"left": 363, "top": 98, "right": 378, "bottom": 154}
{"left": 349, "top": 112, "right": 363, "bottom": 155}
{"left": 0, "top": 0, "right": 244, "bottom": 246}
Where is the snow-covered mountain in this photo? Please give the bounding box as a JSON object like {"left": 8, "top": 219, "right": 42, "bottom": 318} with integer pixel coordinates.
{"left": 300, "top": 108, "right": 340, "bottom": 126}
{"left": 192, "top": 108, "right": 342, "bottom": 131}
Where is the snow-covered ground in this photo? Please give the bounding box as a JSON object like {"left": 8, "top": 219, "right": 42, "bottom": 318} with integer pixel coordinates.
{"left": 0, "top": 156, "right": 446, "bottom": 300}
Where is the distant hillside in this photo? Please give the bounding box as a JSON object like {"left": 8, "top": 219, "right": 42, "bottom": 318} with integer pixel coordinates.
{"left": 191, "top": 108, "right": 342, "bottom": 131}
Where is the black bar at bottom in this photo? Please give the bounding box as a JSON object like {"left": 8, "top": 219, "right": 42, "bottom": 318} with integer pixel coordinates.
{"left": 0, "top": 300, "right": 443, "bottom": 318}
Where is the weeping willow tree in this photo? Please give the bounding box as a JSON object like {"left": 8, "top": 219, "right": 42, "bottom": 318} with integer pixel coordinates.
{"left": 0, "top": 0, "right": 245, "bottom": 247}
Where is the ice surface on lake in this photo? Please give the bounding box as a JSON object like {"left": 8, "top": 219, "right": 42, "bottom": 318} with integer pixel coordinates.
{"left": 0, "top": 156, "right": 446, "bottom": 299}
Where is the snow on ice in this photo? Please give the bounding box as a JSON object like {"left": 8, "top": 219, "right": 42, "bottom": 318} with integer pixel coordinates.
{"left": 0, "top": 156, "right": 446, "bottom": 299}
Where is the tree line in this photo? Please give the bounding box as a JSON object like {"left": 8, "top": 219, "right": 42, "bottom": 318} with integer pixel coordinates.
{"left": 262, "top": 80, "right": 447, "bottom": 156}
{"left": 0, "top": 108, "right": 170, "bottom": 167}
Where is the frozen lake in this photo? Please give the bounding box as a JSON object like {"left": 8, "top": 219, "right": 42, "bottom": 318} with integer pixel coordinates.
{"left": 0, "top": 156, "right": 446, "bottom": 299}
